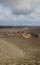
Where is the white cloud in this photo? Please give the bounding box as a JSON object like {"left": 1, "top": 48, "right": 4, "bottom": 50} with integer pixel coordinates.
{"left": 0, "top": 0, "right": 40, "bottom": 22}
{"left": 0, "top": 0, "right": 36, "bottom": 15}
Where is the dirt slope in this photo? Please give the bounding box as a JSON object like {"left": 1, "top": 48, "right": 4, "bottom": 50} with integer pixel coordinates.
{"left": 0, "top": 38, "right": 25, "bottom": 65}
{"left": 0, "top": 27, "right": 40, "bottom": 65}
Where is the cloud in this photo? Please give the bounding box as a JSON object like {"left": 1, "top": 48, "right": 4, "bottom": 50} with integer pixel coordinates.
{"left": 0, "top": 0, "right": 36, "bottom": 15}
{"left": 0, "top": 0, "right": 40, "bottom": 22}
{"left": 12, "top": 0, "right": 34, "bottom": 15}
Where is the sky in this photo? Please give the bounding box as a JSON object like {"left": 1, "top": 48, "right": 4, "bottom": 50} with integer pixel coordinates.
{"left": 0, "top": 0, "right": 40, "bottom": 26}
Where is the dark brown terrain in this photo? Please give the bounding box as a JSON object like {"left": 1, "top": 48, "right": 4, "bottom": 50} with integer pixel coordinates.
{"left": 0, "top": 26, "right": 40, "bottom": 65}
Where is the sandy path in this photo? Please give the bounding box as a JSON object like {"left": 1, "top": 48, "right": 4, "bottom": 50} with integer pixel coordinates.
{"left": 0, "top": 38, "right": 25, "bottom": 65}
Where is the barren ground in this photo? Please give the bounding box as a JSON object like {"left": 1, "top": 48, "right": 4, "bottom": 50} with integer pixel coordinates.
{"left": 0, "top": 27, "right": 40, "bottom": 65}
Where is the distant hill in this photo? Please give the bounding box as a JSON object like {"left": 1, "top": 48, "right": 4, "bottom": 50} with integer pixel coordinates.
{"left": 0, "top": 26, "right": 40, "bottom": 28}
